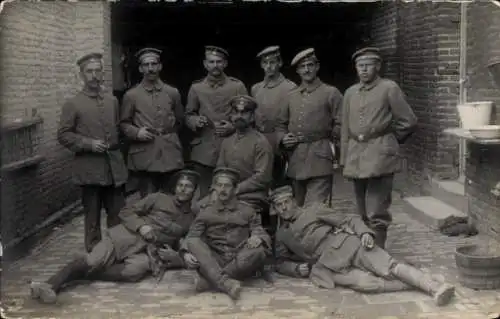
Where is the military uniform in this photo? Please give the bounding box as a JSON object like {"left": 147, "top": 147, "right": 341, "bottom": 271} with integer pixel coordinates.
{"left": 30, "top": 170, "right": 199, "bottom": 304}
{"left": 340, "top": 47, "right": 417, "bottom": 248}
{"left": 251, "top": 46, "right": 297, "bottom": 187}
{"left": 120, "top": 48, "right": 184, "bottom": 198}
{"left": 185, "top": 46, "right": 248, "bottom": 198}
{"left": 270, "top": 186, "right": 455, "bottom": 306}
{"left": 57, "top": 52, "right": 128, "bottom": 252}
{"left": 182, "top": 168, "right": 271, "bottom": 299}
{"left": 277, "top": 48, "right": 343, "bottom": 207}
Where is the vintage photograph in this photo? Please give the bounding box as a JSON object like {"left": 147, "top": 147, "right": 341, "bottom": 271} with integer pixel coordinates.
{"left": 1, "top": 0, "right": 499, "bottom": 318}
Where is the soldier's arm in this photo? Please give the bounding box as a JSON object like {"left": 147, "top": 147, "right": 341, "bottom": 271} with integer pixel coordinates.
{"left": 250, "top": 83, "right": 258, "bottom": 98}
{"left": 118, "top": 193, "right": 159, "bottom": 233}
{"left": 236, "top": 81, "right": 249, "bottom": 95}
{"left": 274, "top": 238, "right": 307, "bottom": 278}
{"left": 57, "top": 101, "right": 94, "bottom": 152}
{"left": 329, "top": 87, "right": 344, "bottom": 141}
{"left": 315, "top": 204, "right": 374, "bottom": 237}
{"left": 388, "top": 83, "right": 418, "bottom": 144}
{"left": 172, "top": 88, "right": 184, "bottom": 130}
{"left": 236, "top": 140, "right": 274, "bottom": 195}
{"left": 275, "top": 97, "right": 290, "bottom": 145}
{"left": 185, "top": 86, "right": 200, "bottom": 131}
{"left": 339, "top": 89, "right": 351, "bottom": 167}
{"left": 216, "top": 139, "right": 227, "bottom": 168}
{"left": 119, "top": 91, "right": 140, "bottom": 139}
{"left": 249, "top": 212, "right": 271, "bottom": 248}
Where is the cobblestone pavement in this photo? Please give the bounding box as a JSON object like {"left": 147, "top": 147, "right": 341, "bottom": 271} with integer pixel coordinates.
{"left": 2, "top": 176, "right": 500, "bottom": 319}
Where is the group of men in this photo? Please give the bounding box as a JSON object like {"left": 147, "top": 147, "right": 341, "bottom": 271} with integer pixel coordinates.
{"left": 29, "top": 44, "right": 456, "bottom": 306}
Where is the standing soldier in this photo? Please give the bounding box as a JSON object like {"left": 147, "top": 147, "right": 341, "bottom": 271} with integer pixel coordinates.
{"left": 185, "top": 46, "right": 248, "bottom": 198}
{"left": 120, "top": 47, "right": 184, "bottom": 199}
{"left": 251, "top": 46, "right": 296, "bottom": 187}
{"left": 277, "top": 48, "right": 343, "bottom": 207}
{"left": 340, "top": 47, "right": 417, "bottom": 249}
{"left": 57, "top": 52, "right": 128, "bottom": 252}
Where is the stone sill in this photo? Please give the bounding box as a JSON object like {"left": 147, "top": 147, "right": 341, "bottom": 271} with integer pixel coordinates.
{"left": 2, "top": 116, "right": 43, "bottom": 133}
{"left": 1, "top": 155, "right": 44, "bottom": 173}
{"left": 443, "top": 128, "right": 500, "bottom": 145}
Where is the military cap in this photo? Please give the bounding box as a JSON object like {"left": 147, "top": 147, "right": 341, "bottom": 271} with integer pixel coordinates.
{"left": 213, "top": 167, "right": 240, "bottom": 183}
{"left": 175, "top": 169, "right": 201, "bottom": 186}
{"left": 76, "top": 52, "right": 103, "bottom": 67}
{"left": 269, "top": 185, "right": 294, "bottom": 203}
{"left": 352, "top": 47, "right": 382, "bottom": 62}
{"left": 229, "top": 95, "right": 258, "bottom": 112}
{"left": 205, "top": 45, "right": 229, "bottom": 59}
{"left": 256, "top": 46, "right": 281, "bottom": 59}
{"left": 291, "top": 48, "right": 317, "bottom": 67}
{"left": 135, "top": 47, "right": 162, "bottom": 62}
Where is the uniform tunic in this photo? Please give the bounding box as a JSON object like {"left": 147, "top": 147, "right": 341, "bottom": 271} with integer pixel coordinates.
{"left": 276, "top": 79, "right": 343, "bottom": 180}
{"left": 340, "top": 78, "right": 417, "bottom": 179}
{"left": 57, "top": 89, "right": 128, "bottom": 186}
{"left": 251, "top": 74, "right": 296, "bottom": 152}
{"left": 120, "top": 80, "right": 184, "bottom": 173}
{"left": 217, "top": 129, "right": 274, "bottom": 207}
{"left": 185, "top": 75, "right": 248, "bottom": 167}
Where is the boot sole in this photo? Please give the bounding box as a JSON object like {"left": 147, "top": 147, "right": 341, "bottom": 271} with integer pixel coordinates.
{"left": 434, "top": 285, "right": 455, "bottom": 306}
{"left": 30, "top": 283, "right": 57, "bottom": 304}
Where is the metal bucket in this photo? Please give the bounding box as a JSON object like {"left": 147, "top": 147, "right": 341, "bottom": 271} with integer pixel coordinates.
{"left": 457, "top": 101, "right": 493, "bottom": 129}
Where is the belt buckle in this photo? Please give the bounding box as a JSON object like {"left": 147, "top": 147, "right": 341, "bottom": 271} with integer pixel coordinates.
{"left": 358, "top": 134, "right": 365, "bottom": 142}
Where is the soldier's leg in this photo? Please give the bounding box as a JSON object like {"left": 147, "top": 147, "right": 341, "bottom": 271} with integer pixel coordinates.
{"left": 102, "top": 185, "right": 126, "bottom": 229}
{"left": 272, "top": 153, "right": 288, "bottom": 188}
{"left": 186, "top": 237, "right": 242, "bottom": 300}
{"left": 191, "top": 163, "right": 214, "bottom": 199}
{"left": 303, "top": 175, "right": 333, "bottom": 207}
{"left": 353, "top": 244, "right": 455, "bottom": 306}
{"left": 365, "top": 174, "right": 394, "bottom": 249}
{"left": 223, "top": 245, "right": 268, "bottom": 280}
{"left": 81, "top": 185, "right": 103, "bottom": 252}
{"left": 292, "top": 179, "right": 307, "bottom": 207}
{"left": 352, "top": 178, "right": 368, "bottom": 221}
{"left": 331, "top": 268, "right": 412, "bottom": 293}
{"left": 31, "top": 237, "right": 116, "bottom": 304}
{"left": 137, "top": 171, "right": 155, "bottom": 199}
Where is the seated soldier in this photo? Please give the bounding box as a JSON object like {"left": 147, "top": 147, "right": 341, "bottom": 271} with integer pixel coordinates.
{"left": 269, "top": 185, "right": 455, "bottom": 307}
{"left": 30, "top": 170, "right": 200, "bottom": 304}
{"left": 181, "top": 167, "right": 271, "bottom": 301}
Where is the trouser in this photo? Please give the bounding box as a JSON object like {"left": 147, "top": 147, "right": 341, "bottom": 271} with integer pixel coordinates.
{"left": 190, "top": 163, "right": 214, "bottom": 200}
{"left": 292, "top": 175, "right": 333, "bottom": 207}
{"left": 186, "top": 238, "right": 267, "bottom": 288}
{"left": 81, "top": 185, "right": 125, "bottom": 252}
{"left": 135, "top": 171, "right": 177, "bottom": 199}
{"left": 352, "top": 173, "right": 394, "bottom": 249}
{"left": 271, "top": 153, "right": 290, "bottom": 188}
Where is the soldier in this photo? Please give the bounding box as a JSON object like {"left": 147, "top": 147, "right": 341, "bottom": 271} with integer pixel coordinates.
{"left": 217, "top": 95, "right": 274, "bottom": 212}
{"left": 181, "top": 167, "right": 271, "bottom": 301}
{"left": 57, "top": 52, "right": 128, "bottom": 253}
{"left": 30, "top": 170, "right": 200, "bottom": 304}
{"left": 120, "top": 47, "right": 184, "bottom": 199}
{"left": 340, "top": 47, "right": 418, "bottom": 249}
{"left": 269, "top": 186, "right": 455, "bottom": 307}
{"left": 251, "top": 46, "right": 296, "bottom": 187}
{"left": 185, "top": 46, "right": 248, "bottom": 198}
{"left": 277, "top": 48, "right": 343, "bottom": 207}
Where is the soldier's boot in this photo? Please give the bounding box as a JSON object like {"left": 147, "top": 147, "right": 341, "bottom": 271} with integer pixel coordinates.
{"left": 30, "top": 256, "right": 90, "bottom": 304}
{"left": 391, "top": 263, "right": 455, "bottom": 306}
{"left": 194, "top": 274, "right": 212, "bottom": 293}
{"left": 89, "top": 264, "right": 143, "bottom": 283}
{"left": 373, "top": 228, "right": 388, "bottom": 249}
{"left": 382, "top": 278, "right": 413, "bottom": 292}
{"left": 219, "top": 275, "right": 242, "bottom": 301}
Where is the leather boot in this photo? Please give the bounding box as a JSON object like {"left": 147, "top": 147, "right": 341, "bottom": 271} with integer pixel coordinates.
{"left": 30, "top": 256, "right": 90, "bottom": 304}
{"left": 218, "top": 275, "right": 242, "bottom": 301}
{"left": 391, "top": 263, "right": 455, "bottom": 306}
{"left": 373, "top": 228, "right": 388, "bottom": 249}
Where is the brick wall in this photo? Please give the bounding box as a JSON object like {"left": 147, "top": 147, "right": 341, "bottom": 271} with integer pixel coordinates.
{"left": 0, "top": 2, "right": 111, "bottom": 245}
{"left": 370, "top": 2, "right": 461, "bottom": 196}
{"left": 464, "top": 2, "right": 500, "bottom": 240}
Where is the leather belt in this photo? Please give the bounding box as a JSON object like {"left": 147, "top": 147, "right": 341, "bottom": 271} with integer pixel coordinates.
{"left": 147, "top": 127, "right": 176, "bottom": 136}
{"left": 348, "top": 127, "right": 393, "bottom": 143}
{"left": 293, "top": 131, "right": 331, "bottom": 143}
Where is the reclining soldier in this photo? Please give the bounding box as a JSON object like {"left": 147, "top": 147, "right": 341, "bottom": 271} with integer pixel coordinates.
{"left": 30, "top": 169, "right": 200, "bottom": 304}
{"left": 269, "top": 185, "right": 455, "bottom": 306}
{"left": 181, "top": 167, "right": 271, "bottom": 300}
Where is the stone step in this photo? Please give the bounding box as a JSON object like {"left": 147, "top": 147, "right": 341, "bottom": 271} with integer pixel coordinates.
{"left": 430, "top": 178, "right": 468, "bottom": 213}
{"left": 402, "top": 196, "right": 467, "bottom": 230}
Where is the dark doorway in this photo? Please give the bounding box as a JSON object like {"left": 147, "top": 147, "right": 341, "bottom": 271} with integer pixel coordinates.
{"left": 111, "top": 1, "right": 376, "bottom": 97}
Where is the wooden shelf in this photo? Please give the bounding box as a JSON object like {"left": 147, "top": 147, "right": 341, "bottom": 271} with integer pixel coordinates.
{"left": 1, "top": 155, "right": 44, "bottom": 173}
{"left": 443, "top": 128, "right": 500, "bottom": 145}
{"left": 2, "top": 117, "right": 43, "bottom": 133}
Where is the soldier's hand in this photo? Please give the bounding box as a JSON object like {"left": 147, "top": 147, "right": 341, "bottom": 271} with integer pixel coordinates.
{"left": 183, "top": 253, "right": 199, "bottom": 269}
{"left": 196, "top": 116, "right": 209, "bottom": 128}
{"left": 158, "top": 246, "right": 177, "bottom": 262}
{"left": 361, "top": 233, "right": 374, "bottom": 250}
{"left": 297, "top": 263, "right": 311, "bottom": 277}
{"left": 214, "top": 120, "right": 234, "bottom": 137}
{"left": 91, "top": 140, "right": 108, "bottom": 153}
{"left": 137, "top": 127, "right": 155, "bottom": 141}
{"left": 139, "top": 225, "right": 156, "bottom": 242}
{"left": 282, "top": 133, "right": 298, "bottom": 149}
{"left": 246, "top": 236, "right": 262, "bottom": 249}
